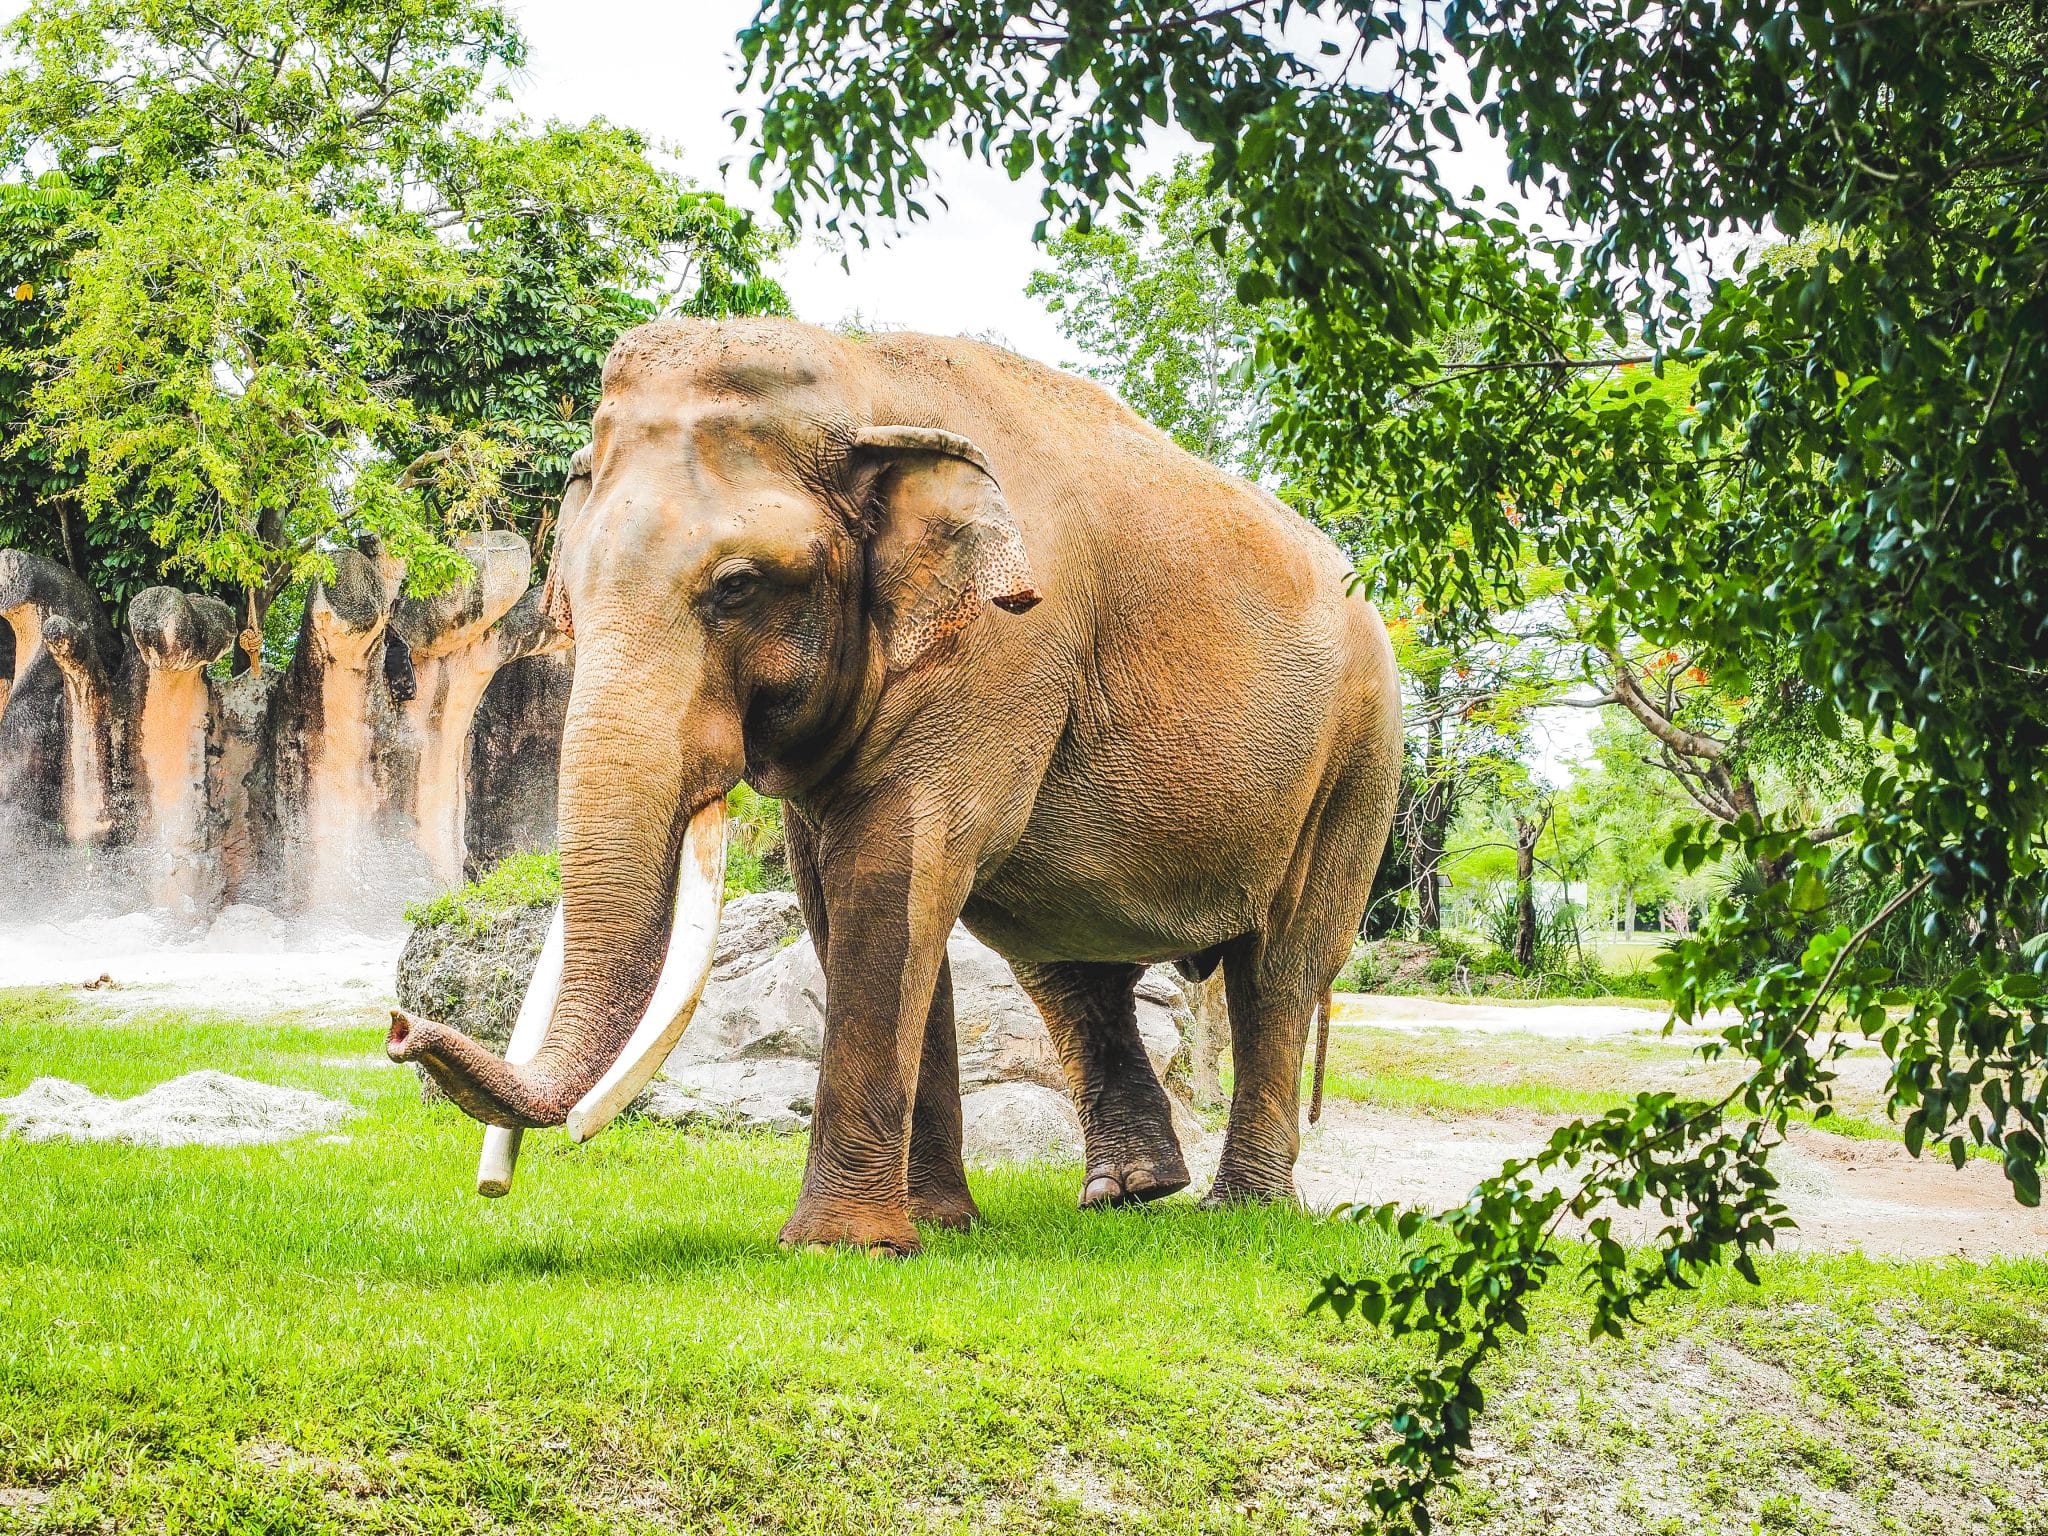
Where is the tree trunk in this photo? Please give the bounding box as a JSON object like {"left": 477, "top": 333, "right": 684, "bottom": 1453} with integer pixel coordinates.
{"left": 1415, "top": 828, "right": 1445, "bottom": 934}
{"left": 1512, "top": 810, "right": 1549, "bottom": 973}
{"left": 1624, "top": 888, "right": 1637, "bottom": 937}
{"left": 1415, "top": 702, "right": 1451, "bottom": 935}
{"left": 1189, "top": 971, "right": 1230, "bottom": 1111}
{"left": 56, "top": 500, "right": 90, "bottom": 583}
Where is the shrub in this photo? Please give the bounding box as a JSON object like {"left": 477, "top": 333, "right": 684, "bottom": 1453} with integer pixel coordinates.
{"left": 1337, "top": 942, "right": 1393, "bottom": 992}
{"left": 404, "top": 790, "right": 796, "bottom": 932}
{"left": 405, "top": 851, "right": 559, "bottom": 933}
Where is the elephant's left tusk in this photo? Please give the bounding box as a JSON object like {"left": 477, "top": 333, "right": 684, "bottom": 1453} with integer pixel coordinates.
{"left": 476, "top": 902, "right": 567, "bottom": 1196}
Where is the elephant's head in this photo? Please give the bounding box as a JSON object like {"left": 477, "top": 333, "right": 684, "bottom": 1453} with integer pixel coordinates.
{"left": 389, "top": 319, "right": 1041, "bottom": 1158}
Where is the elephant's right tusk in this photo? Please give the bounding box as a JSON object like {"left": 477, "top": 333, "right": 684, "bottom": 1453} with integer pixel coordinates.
{"left": 564, "top": 798, "right": 728, "bottom": 1144}
{"left": 476, "top": 903, "right": 566, "bottom": 1197}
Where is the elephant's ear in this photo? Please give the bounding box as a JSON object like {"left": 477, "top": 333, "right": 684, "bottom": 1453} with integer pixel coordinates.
{"left": 851, "top": 426, "right": 1042, "bottom": 672}
{"left": 539, "top": 442, "right": 594, "bottom": 640}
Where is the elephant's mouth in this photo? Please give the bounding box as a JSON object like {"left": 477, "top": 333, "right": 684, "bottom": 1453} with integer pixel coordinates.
{"left": 387, "top": 796, "right": 729, "bottom": 1195}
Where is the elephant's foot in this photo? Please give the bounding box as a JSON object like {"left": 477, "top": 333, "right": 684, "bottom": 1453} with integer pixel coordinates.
{"left": 1078, "top": 1122, "right": 1190, "bottom": 1209}
{"left": 1201, "top": 1161, "right": 1300, "bottom": 1208}
{"left": 908, "top": 1185, "right": 981, "bottom": 1231}
{"left": 1081, "top": 1158, "right": 1189, "bottom": 1208}
{"left": 907, "top": 1138, "right": 979, "bottom": 1230}
{"left": 778, "top": 1197, "right": 921, "bottom": 1256}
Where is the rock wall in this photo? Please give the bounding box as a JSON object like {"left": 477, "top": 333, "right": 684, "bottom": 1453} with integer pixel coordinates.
{"left": 0, "top": 534, "right": 572, "bottom": 922}
{"left": 465, "top": 651, "right": 573, "bottom": 876}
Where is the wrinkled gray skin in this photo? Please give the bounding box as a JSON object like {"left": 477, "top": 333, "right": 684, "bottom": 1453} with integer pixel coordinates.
{"left": 396, "top": 317, "right": 1403, "bottom": 1254}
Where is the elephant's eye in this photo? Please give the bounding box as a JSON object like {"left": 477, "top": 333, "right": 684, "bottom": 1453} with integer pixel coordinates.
{"left": 711, "top": 567, "right": 762, "bottom": 609}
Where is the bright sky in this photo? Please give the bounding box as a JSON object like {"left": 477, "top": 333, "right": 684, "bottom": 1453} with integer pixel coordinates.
{"left": 505, "top": 0, "right": 1165, "bottom": 367}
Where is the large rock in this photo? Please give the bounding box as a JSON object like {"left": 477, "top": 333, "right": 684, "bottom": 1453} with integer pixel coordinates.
{"left": 665, "top": 922, "right": 1187, "bottom": 1086}
{"left": 395, "top": 891, "right": 806, "bottom": 1069}
{"left": 393, "top": 891, "right": 1197, "bottom": 1154}
{"left": 668, "top": 924, "right": 828, "bottom": 1068}
{"left": 960, "top": 1082, "right": 1084, "bottom": 1167}
{"left": 710, "top": 890, "right": 805, "bottom": 980}
{"left": 638, "top": 1057, "right": 817, "bottom": 1133}
{"left": 396, "top": 903, "right": 553, "bottom": 1067}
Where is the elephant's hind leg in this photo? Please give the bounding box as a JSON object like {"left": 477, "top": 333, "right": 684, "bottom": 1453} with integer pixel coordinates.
{"left": 1012, "top": 960, "right": 1189, "bottom": 1208}
{"left": 1204, "top": 947, "right": 1315, "bottom": 1205}
{"left": 907, "top": 956, "right": 980, "bottom": 1231}
{"left": 1208, "top": 756, "right": 1396, "bottom": 1206}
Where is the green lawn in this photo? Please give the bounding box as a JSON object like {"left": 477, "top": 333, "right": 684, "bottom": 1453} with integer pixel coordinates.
{"left": 2, "top": 990, "right": 2044, "bottom": 1534}
{"left": 1307, "top": 1027, "right": 1947, "bottom": 1154}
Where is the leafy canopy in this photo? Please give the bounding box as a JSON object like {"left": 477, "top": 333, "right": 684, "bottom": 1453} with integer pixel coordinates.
{"left": 0, "top": 0, "right": 786, "bottom": 614}
{"left": 1026, "top": 154, "right": 1269, "bottom": 473}
{"left": 739, "top": 2, "right": 2048, "bottom": 1526}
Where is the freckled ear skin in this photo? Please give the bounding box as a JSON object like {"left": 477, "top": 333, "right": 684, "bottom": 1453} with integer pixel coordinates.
{"left": 852, "top": 427, "right": 1042, "bottom": 672}
{"left": 539, "top": 443, "right": 593, "bottom": 641}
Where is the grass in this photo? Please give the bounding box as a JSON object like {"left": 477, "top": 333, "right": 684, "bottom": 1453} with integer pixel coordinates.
{"left": 1310, "top": 1028, "right": 1742, "bottom": 1122}
{"left": 404, "top": 850, "right": 560, "bottom": 933}
{"left": 1305, "top": 1026, "right": 1952, "bottom": 1152}
{"left": 2, "top": 991, "right": 2044, "bottom": 1533}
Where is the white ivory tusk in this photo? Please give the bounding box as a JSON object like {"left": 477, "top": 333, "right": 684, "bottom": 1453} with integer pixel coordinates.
{"left": 476, "top": 902, "right": 566, "bottom": 1197}
{"left": 565, "top": 798, "right": 728, "bottom": 1144}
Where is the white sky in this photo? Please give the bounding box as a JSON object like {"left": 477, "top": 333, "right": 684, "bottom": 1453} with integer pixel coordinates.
{"left": 504, "top": 0, "right": 1164, "bottom": 366}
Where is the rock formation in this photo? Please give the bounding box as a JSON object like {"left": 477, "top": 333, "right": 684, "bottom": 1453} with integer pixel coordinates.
{"left": 395, "top": 890, "right": 1201, "bottom": 1163}
{"left": 0, "top": 528, "right": 572, "bottom": 921}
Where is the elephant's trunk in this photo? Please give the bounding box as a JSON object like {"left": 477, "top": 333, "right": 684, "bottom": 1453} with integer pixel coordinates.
{"left": 387, "top": 642, "right": 735, "bottom": 1169}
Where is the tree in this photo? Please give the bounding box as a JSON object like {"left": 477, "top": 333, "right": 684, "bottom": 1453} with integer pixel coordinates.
{"left": 1025, "top": 154, "right": 1267, "bottom": 472}
{"left": 739, "top": 3, "right": 2048, "bottom": 1525}
{"left": 0, "top": 0, "right": 787, "bottom": 629}
{"left": 1386, "top": 594, "right": 1563, "bottom": 934}
{"left": 1563, "top": 713, "right": 1690, "bottom": 936}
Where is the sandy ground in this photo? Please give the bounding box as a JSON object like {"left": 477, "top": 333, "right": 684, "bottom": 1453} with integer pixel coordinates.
{"left": 0, "top": 906, "right": 401, "bottom": 1018}
{"left": 1334, "top": 992, "right": 1713, "bottom": 1040}
{"left": 1272, "top": 1099, "right": 2048, "bottom": 1262}
{"left": 1266, "top": 999, "right": 2046, "bottom": 1261}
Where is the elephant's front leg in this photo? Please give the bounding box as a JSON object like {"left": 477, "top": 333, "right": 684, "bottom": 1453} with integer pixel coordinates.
{"left": 779, "top": 810, "right": 969, "bottom": 1256}
{"left": 906, "top": 956, "right": 980, "bottom": 1230}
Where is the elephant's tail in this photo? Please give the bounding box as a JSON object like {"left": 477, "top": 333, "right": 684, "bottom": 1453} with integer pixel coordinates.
{"left": 1308, "top": 988, "right": 1333, "bottom": 1125}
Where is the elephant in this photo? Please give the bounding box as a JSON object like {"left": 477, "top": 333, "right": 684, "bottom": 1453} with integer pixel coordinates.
{"left": 390, "top": 316, "right": 1403, "bottom": 1254}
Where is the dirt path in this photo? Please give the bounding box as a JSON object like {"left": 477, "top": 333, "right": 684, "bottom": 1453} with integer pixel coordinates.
{"left": 1334, "top": 991, "right": 1707, "bottom": 1039}
{"left": 1255, "top": 1003, "right": 2048, "bottom": 1261}
{"left": 1281, "top": 1102, "right": 2048, "bottom": 1260}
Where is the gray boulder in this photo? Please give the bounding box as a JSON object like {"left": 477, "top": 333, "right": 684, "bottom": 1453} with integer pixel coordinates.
{"left": 665, "top": 921, "right": 1186, "bottom": 1087}
{"left": 669, "top": 927, "right": 828, "bottom": 1068}
{"left": 961, "top": 1082, "right": 1084, "bottom": 1167}
{"left": 394, "top": 890, "right": 1198, "bottom": 1158}
{"left": 639, "top": 1057, "right": 817, "bottom": 1133}
{"left": 397, "top": 891, "right": 803, "bottom": 1101}
{"left": 396, "top": 904, "right": 552, "bottom": 1074}
{"left": 710, "top": 890, "right": 805, "bottom": 981}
